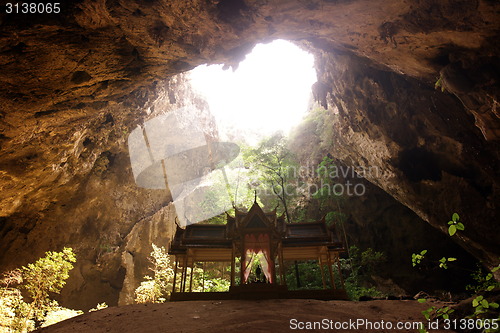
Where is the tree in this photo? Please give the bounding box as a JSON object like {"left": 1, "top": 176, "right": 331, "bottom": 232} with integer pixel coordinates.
{"left": 135, "top": 244, "right": 174, "bottom": 303}
{"left": 0, "top": 247, "right": 77, "bottom": 332}
{"left": 242, "top": 133, "right": 298, "bottom": 222}
{"left": 22, "top": 248, "right": 76, "bottom": 324}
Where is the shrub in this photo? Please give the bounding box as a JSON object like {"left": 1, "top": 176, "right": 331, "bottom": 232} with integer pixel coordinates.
{"left": 0, "top": 247, "right": 78, "bottom": 332}
{"left": 134, "top": 244, "right": 174, "bottom": 303}
{"left": 340, "top": 246, "right": 386, "bottom": 300}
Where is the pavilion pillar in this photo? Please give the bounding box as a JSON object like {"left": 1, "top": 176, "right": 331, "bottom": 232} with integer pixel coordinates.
{"left": 240, "top": 248, "right": 245, "bottom": 285}
{"left": 326, "top": 251, "right": 335, "bottom": 290}
{"left": 230, "top": 244, "right": 236, "bottom": 286}
{"left": 335, "top": 253, "right": 345, "bottom": 289}
{"left": 181, "top": 255, "right": 188, "bottom": 292}
{"left": 271, "top": 247, "right": 277, "bottom": 284}
{"left": 278, "top": 243, "right": 286, "bottom": 286}
{"left": 201, "top": 262, "right": 205, "bottom": 291}
{"left": 189, "top": 265, "right": 194, "bottom": 292}
{"left": 319, "top": 258, "right": 327, "bottom": 289}
{"left": 172, "top": 257, "right": 179, "bottom": 293}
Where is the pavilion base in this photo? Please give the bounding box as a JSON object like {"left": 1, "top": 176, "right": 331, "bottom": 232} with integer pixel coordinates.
{"left": 170, "top": 284, "right": 348, "bottom": 302}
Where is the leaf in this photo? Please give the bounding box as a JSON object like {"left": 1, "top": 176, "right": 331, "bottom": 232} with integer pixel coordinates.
{"left": 486, "top": 285, "right": 495, "bottom": 291}
{"left": 448, "top": 257, "right": 457, "bottom": 262}
{"left": 418, "top": 298, "right": 427, "bottom": 303}
{"left": 422, "top": 310, "right": 431, "bottom": 320}
{"left": 421, "top": 250, "right": 427, "bottom": 255}
{"left": 452, "top": 213, "right": 459, "bottom": 222}
{"left": 448, "top": 221, "right": 454, "bottom": 225}
{"left": 481, "top": 299, "right": 489, "bottom": 308}
{"left": 439, "top": 257, "right": 446, "bottom": 263}
{"left": 448, "top": 225, "right": 457, "bottom": 236}
{"left": 490, "top": 302, "right": 499, "bottom": 309}
{"left": 456, "top": 223, "right": 465, "bottom": 230}
{"left": 492, "top": 266, "right": 499, "bottom": 273}
{"left": 435, "top": 77, "right": 442, "bottom": 89}
{"left": 486, "top": 273, "right": 492, "bottom": 281}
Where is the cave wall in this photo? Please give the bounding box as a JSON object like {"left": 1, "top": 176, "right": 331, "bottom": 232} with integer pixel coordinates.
{"left": 341, "top": 180, "right": 478, "bottom": 296}
{"left": 289, "top": 116, "right": 479, "bottom": 296}
{"left": 0, "top": 0, "right": 499, "bottom": 307}
{"left": 0, "top": 73, "right": 214, "bottom": 309}
{"left": 309, "top": 49, "right": 499, "bottom": 270}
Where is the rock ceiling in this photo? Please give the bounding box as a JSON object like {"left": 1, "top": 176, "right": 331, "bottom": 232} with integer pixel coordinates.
{"left": 0, "top": 0, "right": 498, "bottom": 307}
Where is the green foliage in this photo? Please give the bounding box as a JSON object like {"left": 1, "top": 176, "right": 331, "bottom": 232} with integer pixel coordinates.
{"left": 202, "top": 277, "right": 231, "bottom": 292}
{"left": 0, "top": 248, "right": 81, "bottom": 332}
{"left": 0, "top": 286, "right": 32, "bottom": 332}
{"left": 412, "top": 213, "right": 499, "bottom": 331}
{"left": 447, "top": 212, "right": 464, "bottom": 236}
{"left": 467, "top": 264, "right": 500, "bottom": 293}
{"left": 135, "top": 279, "right": 163, "bottom": 304}
{"left": 293, "top": 208, "right": 316, "bottom": 223}
{"left": 20, "top": 248, "right": 76, "bottom": 326}
{"left": 242, "top": 133, "right": 298, "bottom": 220}
{"left": 308, "top": 156, "right": 347, "bottom": 246}
{"left": 412, "top": 213, "right": 463, "bottom": 268}
{"left": 340, "top": 246, "right": 386, "bottom": 301}
{"left": 412, "top": 250, "right": 427, "bottom": 267}
{"left": 325, "top": 211, "right": 346, "bottom": 227}
{"left": 165, "top": 262, "right": 233, "bottom": 293}
{"left": 438, "top": 257, "right": 457, "bottom": 269}
{"left": 434, "top": 76, "right": 445, "bottom": 92}
{"left": 22, "top": 248, "right": 76, "bottom": 314}
{"left": 135, "top": 246, "right": 233, "bottom": 299}
{"left": 344, "top": 283, "right": 384, "bottom": 302}
{"left": 472, "top": 295, "right": 499, "bottom": 316}
{"left": 283, "top": 246, "right": 385, "bottom": 300}
{"left": 285, "top": 261, "right": 324, "bottom": 290}
{"left": 421, "top": 303, "right": 454, "bottom": 321}
{"left": 466, "top": 263, "right": 500, "bottom": 332}
{"left": 135, "top": 244, "right": 174, "bottom": 304}
{"left": 417, "top": 298, "right": 455, "bottom": 333}
{"left": 312, "top": 156, "right": 344, "bottom": 211}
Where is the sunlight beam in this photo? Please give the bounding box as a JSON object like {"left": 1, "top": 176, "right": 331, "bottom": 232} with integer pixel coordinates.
{"left": 189, "top": 40, "right": 317, "bottom": 144}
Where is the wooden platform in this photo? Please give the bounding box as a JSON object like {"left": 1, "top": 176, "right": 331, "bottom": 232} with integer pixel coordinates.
{"left": 170, "top": 284, "right": 348, "bottom": 301}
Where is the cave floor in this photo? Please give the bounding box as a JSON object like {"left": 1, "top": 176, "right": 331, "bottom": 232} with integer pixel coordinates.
{"left": 38, "top": 299, "right": 452, "bottom": 333}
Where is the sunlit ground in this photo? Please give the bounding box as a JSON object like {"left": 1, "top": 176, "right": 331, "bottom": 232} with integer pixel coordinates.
{"left": 189, "top": 39, "right": 317, "bottom": 145}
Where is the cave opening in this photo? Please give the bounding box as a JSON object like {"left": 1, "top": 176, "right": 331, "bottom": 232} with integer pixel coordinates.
{"left": 189, "top": 39, "right": 317, "bottom": 144}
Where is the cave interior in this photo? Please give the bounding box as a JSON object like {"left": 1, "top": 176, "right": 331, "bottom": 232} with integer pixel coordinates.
{"left": 0, "top": 0, "right": 498, "bottom": 312}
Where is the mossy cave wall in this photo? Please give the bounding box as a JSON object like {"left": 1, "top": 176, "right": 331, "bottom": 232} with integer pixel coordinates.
{"left": 0, "top": 0, "right": 498, "bottom": 308}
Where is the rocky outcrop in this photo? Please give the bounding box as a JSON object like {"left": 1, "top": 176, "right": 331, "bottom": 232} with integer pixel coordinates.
{"left": 0, "top": 0, "right": 499, "bottom": 307}
{"left": 117, "top": 203, "right": 177, "bottom": 306}
{"left": 308, "top": 49, "right": 499, "bottom": 271}
{"left": 0, "top": 72, "right": 215, "bottom": 309}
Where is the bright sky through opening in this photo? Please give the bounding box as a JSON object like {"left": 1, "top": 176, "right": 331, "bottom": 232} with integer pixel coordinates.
{"left": 189, "top": 40, "right": 317, "bottom": 144}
